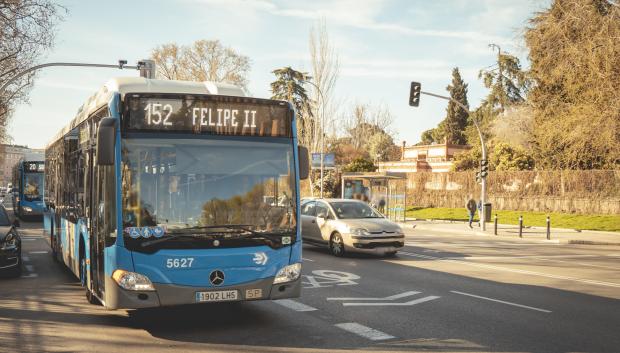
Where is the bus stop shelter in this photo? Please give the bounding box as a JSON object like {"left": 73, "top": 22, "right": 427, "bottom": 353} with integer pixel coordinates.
{"left": 341, "top": 171, "right": 407, "bottom": 222}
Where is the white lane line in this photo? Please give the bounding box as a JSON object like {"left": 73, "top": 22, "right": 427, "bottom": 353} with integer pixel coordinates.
{"left": 25, "top": 265, "right": 35, "bottom": 272}
{"left": 343, "top": 295, "right": 440, "bottom": 307}
{"left": 327, "top": 291, "right": 420, "bottom": 301}
{"left": 302, "top": 257, "right": 314, "bottom": 262}
{"left": 451, "top": 291, "right": 552, "bottom": 313}
{"left": 20, "top": 274, "right": 38, "bottom": 278}
{"left": 335, "top": 323, "right": 395, "bottom": 341}
{"left": 21, "top": 238, "right": 36, "bottom": 242}
{"left": 399, "top": 251, "right": 620, "bottom": 288}
{"left": 273, "top": 299, "right": 318, "bottom": 312}
{"left": 21, "top": 256, "right": 30, "bottom": 262}
{"left": 29, "top": 251, "right": 48, "bottom": 254}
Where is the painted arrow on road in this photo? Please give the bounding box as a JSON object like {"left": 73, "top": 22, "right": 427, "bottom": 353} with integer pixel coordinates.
{"left": 327, "top": 291, "right": 440, "bottom": 306}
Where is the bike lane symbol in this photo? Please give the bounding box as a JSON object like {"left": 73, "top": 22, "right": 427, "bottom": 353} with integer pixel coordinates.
{"left": 302, "top": 270, "right": 360, "bottom": 289}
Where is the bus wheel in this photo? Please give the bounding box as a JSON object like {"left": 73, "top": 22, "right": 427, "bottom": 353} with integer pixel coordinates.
{"left": 80, "top": 257, "right": 87, "bottom": 287}
{"left": 85, "top": 288, "right": 100, "bottom": 305}
{"left": 329, "top": 232, "right": 345, "bottom": 257}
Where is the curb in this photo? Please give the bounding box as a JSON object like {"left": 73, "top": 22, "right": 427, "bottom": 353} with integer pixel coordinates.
{"left": 399, "top": 223, "right": 561, "bottom": 244}
{"left": 567, "top": 240, "right": 620, "bottom": 246}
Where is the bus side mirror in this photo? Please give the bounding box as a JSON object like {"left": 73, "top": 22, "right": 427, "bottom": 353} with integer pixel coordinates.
{"left": 97, "top": 117, "right": 117, "bottom": 166}
{"left": 298, "top": 146, "right": 309, "bottom": 180}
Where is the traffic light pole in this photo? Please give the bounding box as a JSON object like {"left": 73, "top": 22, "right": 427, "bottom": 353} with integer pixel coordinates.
{"left": 420, "top": 90, "right": 488, "bottom": 231}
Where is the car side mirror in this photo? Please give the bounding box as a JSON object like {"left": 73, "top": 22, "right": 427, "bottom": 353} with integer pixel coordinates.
{"left": 13, "top": 219, "right": 20, "bottom": 228}
{"left": 298, "top": 145, "right": 309, "bottom": 180}
{"left": 97, "top": 117, "right": 117, "bottom": 165}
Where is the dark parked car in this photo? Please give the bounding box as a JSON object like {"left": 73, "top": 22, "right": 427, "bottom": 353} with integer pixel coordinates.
{"left": 0, "top": 205, "right": 21, "bottom": 277}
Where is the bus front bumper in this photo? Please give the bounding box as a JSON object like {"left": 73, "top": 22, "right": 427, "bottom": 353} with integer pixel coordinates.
{"left": 104, "top": 275, "right": 301, "bottom": 310}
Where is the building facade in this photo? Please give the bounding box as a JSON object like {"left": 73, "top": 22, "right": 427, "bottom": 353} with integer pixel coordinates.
{"left": 0, "top": 144, "right": 45, "bottom": 187}
{"left": 377, "top": 142, "right": 470, "bottom": 173}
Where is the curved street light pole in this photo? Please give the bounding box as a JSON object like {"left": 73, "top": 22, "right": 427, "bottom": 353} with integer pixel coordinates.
{"left": 420, "top": 90, "right": 488, "bottom": 231}
{"left": 303, "top": 80, "right": 326, "bottom": 199}
{"left": 0, "top": 60, "right": 155, "bottom": 97}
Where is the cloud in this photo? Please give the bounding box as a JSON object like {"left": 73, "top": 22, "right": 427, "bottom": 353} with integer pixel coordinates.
{"left": 188, "top": 0, "right": 510, "bottom": 44}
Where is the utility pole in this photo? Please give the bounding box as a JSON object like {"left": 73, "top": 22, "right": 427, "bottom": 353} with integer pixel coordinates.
{"left": 0, "top": 59, "right": 156, "bottom": 97}
{"left": 409, "top": 83, "right": 488, "bottom": 231}
{"left": 303, "top": 79, "right": 326, "bottom": 199}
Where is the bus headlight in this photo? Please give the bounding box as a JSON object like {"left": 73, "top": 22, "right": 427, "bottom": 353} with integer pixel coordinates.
{"left": 23, "top": 206, "right": 32, "bottom": 212}
{"left": 112, "top": 270, "right": 155, "bottom": 291}
{"left": 273, "top": 263, "right": 301, "bottom": 284}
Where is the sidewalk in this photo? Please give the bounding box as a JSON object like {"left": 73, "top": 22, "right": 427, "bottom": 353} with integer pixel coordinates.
{"left": 398, "top": 218, "right": 620, "bottom": 245}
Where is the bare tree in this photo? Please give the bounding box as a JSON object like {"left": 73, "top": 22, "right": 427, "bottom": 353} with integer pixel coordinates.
{"left": 150, "top": 39, "right": 251, "bottom": 90}
{"left": 308, "top": 19, "right": 339, "bottom": 154}
{"left": 0, "top": 0, "right": 65, "bottom": 141}
{"left": 343, "top": 102, "right": 394, "bottom": 149}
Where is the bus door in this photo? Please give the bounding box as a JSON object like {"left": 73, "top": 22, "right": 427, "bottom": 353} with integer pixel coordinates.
{"left": 87, "top": 149, "right": 106, "bottom": 298}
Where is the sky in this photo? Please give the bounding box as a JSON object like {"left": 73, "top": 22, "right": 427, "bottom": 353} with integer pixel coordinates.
{"left": 9, "top": 0, "right": 549, "bottom": 149}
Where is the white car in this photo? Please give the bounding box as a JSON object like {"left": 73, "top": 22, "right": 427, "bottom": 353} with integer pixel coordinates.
{"left": 301, "top": 198, "right": 405, "bottom": 257}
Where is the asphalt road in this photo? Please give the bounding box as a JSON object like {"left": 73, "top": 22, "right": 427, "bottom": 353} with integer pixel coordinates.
{"left": 1, "top": 211, "right": 619, "bottom": 353}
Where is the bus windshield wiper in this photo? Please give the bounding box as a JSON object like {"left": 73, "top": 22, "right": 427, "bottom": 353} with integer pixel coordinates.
{"left": 140, "top": 233, "right": 217, "bottom": 247}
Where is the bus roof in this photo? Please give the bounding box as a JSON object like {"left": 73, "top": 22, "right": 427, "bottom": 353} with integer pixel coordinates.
{"left": 46, "top": 77, "right": 247, "bottom": 149}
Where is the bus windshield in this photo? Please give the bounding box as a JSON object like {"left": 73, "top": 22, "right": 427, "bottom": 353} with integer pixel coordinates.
{"left": 23, "top": 173, "right": 44, "bottom": 201}
{"left": 121, "top": 136, "right": 297, "bottom": 244}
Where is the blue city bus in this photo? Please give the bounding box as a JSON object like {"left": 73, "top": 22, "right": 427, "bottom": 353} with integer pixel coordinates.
{"left": 12, "top": 159, "right": 45, "bottom": 219}
{"left": 43, "top": 77, "right": 309, "bottom": 309}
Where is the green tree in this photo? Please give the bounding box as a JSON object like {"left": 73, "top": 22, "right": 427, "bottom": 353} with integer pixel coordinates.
{"left": 479, "top": 49, "right": 530, "bottom": 112}
{"left": 490, "top": 142, "right": 535, "bottom": 171}
{"left": 525, "top": 0, "right": 620, "bottom": 169}
{"left": 418, "top": 68, "right": 470, "bottom": 145}
{"left": 270, "top": 67, "right": 314, "bottom": 148}
{"left": 368, "top": 132, "right": 398, "bottom": 162}
{"left": 443, "top": 67, "right": 469, "bottom": 145}
{"left": 452, "top": 146, "right": 481, "bottom": 171}
{"left": 342, "top": 157, "right": 376, "bottom": 172}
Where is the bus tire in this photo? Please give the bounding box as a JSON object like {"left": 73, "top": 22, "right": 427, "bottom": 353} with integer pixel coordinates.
{"left": 85, "top": 288, "right": 100, "bottom": 305}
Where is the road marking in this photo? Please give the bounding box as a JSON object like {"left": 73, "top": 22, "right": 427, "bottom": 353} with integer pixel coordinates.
{"left": 335, "top": 323, "right": 395, "bottom": 341}
{"left": 21, "top": 238, "right": 36, "bottom": 241}
{"left": 302, "top": 257, "right": 314, "bottom": 262}
{"left": 25, "top": 265, "right": 35, "bottom": 272}
{"left": 273, "top": 299, "right": 318, "bottom": 312}
{"left": 399, "top": 251, "right": 620, "bottom": 288}
{"left": 29, "top": 251, "right": 48, "bottom": 254}
{"left": 21, "top": 256, "right": 30, "bottom": 262}
{"left": 328, "top": 291, "right": 420, "bottom": 301}
{"left": 302, "top": 270, "right": 360, "bottom": 289}
{"left": 343, "top": 295, "right": 440, "bottom": 307}
{"left": 20, "top": 274, "right": 38, "bottom": 278}
{"left": 451, "top": 290, "right": 552, "bottom": 313}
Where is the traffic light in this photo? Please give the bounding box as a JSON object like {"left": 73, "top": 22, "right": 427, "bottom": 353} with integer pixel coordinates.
{"left": 475, "top": 172, "right": 482, "bottom": 184}
{"left": 409, "top": 81, "right": 421, "bottom": 107}
{"left": 480, "top": 159, "right": 489, "bottom": 178}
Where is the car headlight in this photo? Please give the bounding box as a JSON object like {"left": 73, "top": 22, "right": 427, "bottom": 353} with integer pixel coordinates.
{"left": 0, "top": 234, "right": 17, "bottom": 250}
{"left": 23, "top": 206, "right": 33, "bottom": 212}
{"left": 112, "top": 270, "right": 155, "bottom": 291}
{"left": 274, "top": 263, "right": 301, "bottom": 284}
{"left": 350, "top": 228, "right": 371, "bottom": 237}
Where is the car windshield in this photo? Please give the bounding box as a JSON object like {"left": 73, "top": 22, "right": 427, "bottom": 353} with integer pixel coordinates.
{"left": 330, "top": 201, "right": 382, "bottom": 219}
{"left": 121, "top": 136, "right": 297, "bottom": 239}
{"left": 23, "top": 173, "right": 44, "bottom": 201}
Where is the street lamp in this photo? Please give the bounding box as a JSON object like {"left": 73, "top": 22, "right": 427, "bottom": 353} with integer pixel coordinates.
{"left": 0, "top": 59, "right": 155, "bottom": 97}
{"left": 303, "top": 79, "right": 326, "bottom": 199}
{"left": 409, "top": 83, "right": 489, "bottom": 231}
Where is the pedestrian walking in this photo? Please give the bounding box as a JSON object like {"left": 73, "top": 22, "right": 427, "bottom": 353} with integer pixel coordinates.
{"left": 466, "top": 197, "right": 477, "bottom": 229}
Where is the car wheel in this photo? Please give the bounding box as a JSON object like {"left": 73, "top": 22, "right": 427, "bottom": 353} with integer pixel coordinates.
{"left": 329, "top": 232, "right": 345, "bottom": 257}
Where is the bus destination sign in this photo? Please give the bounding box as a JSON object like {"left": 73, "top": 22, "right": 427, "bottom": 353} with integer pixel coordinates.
{"left": 125, "top": 95, "right": 292, "bottom": 137}
{"left": 24, "top": 161, "right": 44, "bottom": 172}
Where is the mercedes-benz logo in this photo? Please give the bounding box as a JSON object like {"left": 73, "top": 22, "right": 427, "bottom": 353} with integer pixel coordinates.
{"left": 209, "top": 270, "right": 225, "bottom": 286}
